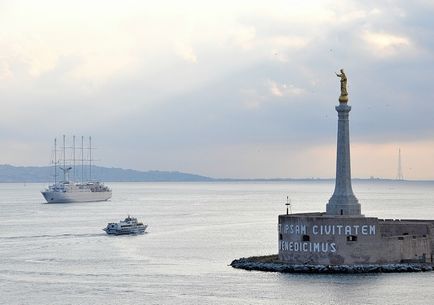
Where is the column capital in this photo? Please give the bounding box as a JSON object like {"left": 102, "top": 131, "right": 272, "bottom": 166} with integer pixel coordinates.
{"left": 335, "top": 104, "right": 351, "bottom": 112}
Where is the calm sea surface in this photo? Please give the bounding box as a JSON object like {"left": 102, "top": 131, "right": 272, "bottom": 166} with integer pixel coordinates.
{"left": 1, "top": 181, "right": 433, "bottom": 305}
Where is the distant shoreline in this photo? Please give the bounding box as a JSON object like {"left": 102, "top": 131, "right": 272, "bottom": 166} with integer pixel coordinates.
{"left": 1, "top": 164, "right": 434, "bottom": 183}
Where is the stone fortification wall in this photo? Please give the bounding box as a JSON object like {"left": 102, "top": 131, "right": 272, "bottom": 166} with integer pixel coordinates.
{"left": 380, "top": 219, "right": 431, "bottom": 237}
{"left": 381, "top": 235, "right": 431, "bottom": 263}
{"left": 380, "top": 219, "right": 434, "bottom": 263}
{"left": 278, "top": 214, "right": 433, "bottom": 265}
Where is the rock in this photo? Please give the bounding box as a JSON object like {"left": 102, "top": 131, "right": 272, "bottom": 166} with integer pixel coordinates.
{"left": 230, "top": 255, "right": 433, "bottom": 274}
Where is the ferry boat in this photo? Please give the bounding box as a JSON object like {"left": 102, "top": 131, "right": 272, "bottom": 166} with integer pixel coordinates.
{"left": 41, "top": 136, "right": 112, "bottom": 203}
{"left": 103, "top": 216, "right": 148, "bottom": 235}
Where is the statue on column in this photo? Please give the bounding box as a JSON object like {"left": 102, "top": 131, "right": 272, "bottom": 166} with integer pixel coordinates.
{"left": 336, "top": 69, "right": 348, "bottom": 103}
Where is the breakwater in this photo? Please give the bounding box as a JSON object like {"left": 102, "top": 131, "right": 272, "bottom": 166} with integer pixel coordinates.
{"left": 230, "top": 255, "right": 433, "bottom": 273}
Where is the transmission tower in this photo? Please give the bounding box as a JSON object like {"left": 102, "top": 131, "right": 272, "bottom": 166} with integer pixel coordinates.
{"left": 396, "top": 148, "right": 404, "bottom": 180}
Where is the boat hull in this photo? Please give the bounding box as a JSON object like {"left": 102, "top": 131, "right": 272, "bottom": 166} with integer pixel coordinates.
{"left": 41, "top": 190, "right": 112, "bottom": 203}
{"left": 103, "top": 224, "right": 147, "bottom": 235}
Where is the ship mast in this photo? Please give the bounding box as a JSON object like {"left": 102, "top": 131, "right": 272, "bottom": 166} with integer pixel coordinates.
{"left": 81, "top": 136, "right": 84, "bottom": 185}
{"left": 54, "top": 138, "right": 57, "bottom": 184}
{"left": 63, "top": 134, "right": 66, "bottom": 182}
{"left": 89, "top": 136, "right": 92, "bottom": 181}
{"left": 73, "top": 135, "right": 76, "bottom": 182}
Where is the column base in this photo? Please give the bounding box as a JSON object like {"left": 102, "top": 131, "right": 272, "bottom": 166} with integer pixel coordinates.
{"left": 326, "top": 195, "right": 362, "bottom": 216}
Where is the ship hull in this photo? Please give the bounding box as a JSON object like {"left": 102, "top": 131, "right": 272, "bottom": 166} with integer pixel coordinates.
{"left": 41, "top": 190, "right": 112, "bottom": 203}
{"left": 103, "top": 224, "right": 147, "bottom": 235}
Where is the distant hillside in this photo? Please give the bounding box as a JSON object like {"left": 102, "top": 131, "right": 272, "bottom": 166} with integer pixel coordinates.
{"left": 1, "top": 164, "right": 423, "bottom": 183}
{"left": 0, "top": 164, "right": 213, "bottom": 182}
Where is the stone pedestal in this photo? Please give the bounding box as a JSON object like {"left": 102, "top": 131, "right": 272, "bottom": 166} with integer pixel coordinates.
{"left": 326, "top": 103, "right": 361, "bottom": 216}
{"left": 277, "top": 214, "right": 433, "bottom": 265}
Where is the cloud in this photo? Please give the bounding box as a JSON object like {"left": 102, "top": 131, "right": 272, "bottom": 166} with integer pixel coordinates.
{"left": 239, "top": 79, "right": 306, "bottom": 110}
{"left": 0, "top": 61, "right": 13, "bottom": 80}
{"left": 268, "top": 80, "right": 305, "bottom": 97}
{"left": 174, "top": 42, "right": 198, "bottom": 63}
{"left": 1, "top": 0, "right": 434, "bottom": 178}
{"left": 362, "top": 31, "right": 412, "bottom": 57}
{"left": 239, "top": 88, "right": 266, "bottom": 109}
{"left": 230, "top": 25, "right": 257, "bottom": 50}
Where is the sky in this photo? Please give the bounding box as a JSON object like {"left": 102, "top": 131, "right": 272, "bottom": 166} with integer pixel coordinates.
{"left": 1, "top": 0, "right": 434, "bottom": 179}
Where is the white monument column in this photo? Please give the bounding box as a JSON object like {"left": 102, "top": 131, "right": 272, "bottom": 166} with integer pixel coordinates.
{"left": 326, "top": 69, "right": 361, "bottom": 216}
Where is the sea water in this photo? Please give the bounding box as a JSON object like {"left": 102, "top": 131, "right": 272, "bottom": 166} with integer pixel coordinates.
{"left": 0, "top": 181, "right": 433, "bottom": 305}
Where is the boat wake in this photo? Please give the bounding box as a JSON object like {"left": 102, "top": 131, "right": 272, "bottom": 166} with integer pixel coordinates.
{"left": 0, "top": 233, "right": 104, "bottom": 241}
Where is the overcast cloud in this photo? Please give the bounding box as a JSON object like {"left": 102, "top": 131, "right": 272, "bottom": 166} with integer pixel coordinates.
{"left": 1, "top": 0, "right": 434, "bottom": 179}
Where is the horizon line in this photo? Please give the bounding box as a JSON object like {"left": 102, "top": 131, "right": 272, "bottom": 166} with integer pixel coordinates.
{"left": 0, "top": 163, "right": 431, "bottom": 182}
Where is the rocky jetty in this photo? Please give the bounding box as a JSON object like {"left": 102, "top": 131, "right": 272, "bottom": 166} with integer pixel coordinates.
{"left": 230, "top": 255, "right": 433, "bottom": 274}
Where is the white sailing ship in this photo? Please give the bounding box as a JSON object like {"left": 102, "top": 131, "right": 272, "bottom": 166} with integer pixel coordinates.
{"left": 41, "top": 135, "right": 112, "bottom": 203}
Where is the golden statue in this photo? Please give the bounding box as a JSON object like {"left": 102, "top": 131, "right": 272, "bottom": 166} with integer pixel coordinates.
{"left": 336, "top": 69, "right": 348, "bottom": 103}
